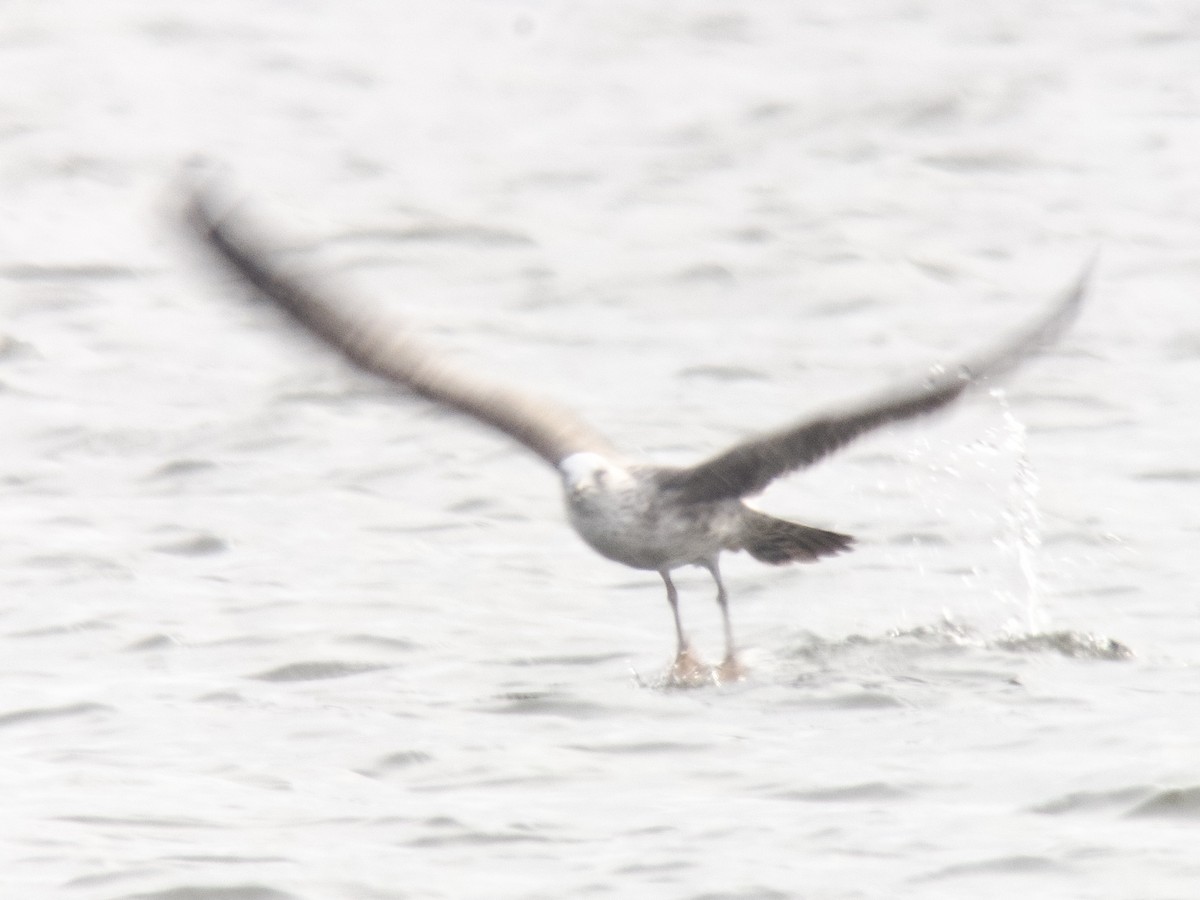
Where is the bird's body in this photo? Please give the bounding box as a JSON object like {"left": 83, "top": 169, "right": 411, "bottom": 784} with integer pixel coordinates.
{"left": 560, "top": 452, "right": 851, "bottom": 571}
{"left": 563, "top": 454, "right": 742, "bottom": 570}
{"left": 186, "top": 186, "right": 1088, "bottom": 685}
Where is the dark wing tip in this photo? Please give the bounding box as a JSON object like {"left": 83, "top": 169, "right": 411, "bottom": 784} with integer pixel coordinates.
{"left": 959, "top": 253, "right": 1093, "bottom": 385}
{"left": 172, "top": 161, "right": 236, "bottom": 239}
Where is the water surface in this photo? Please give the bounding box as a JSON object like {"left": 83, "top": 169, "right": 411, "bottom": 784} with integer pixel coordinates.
{"left": 2, "top": 3, "right": 1198, "bottom": 898}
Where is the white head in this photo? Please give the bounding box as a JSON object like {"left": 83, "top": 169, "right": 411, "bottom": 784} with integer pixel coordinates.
{"left": 559, "top": 452, "right": 628, "bottom": 497}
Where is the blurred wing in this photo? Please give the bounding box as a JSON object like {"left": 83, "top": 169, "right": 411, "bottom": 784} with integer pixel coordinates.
{"left": 658, "top": 262, "right": 1091, "bottom": 503}
{"left": 186, "top": 188, "right": 619, "bottom": 468}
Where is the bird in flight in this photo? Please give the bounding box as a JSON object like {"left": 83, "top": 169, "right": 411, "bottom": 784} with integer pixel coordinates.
{"left": 185, "top": 186, "right": 1088, "bottom": 686}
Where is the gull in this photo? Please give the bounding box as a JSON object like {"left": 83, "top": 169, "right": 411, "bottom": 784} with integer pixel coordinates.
{"left": 185, "top": 187, "right": 1088, "bottom": 685}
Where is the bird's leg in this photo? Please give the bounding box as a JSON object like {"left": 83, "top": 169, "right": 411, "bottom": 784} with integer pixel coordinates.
{"left": 702, "top": 557, "right": 746, "bottom": 683}
{"left": 660, "top": 569, "right": 686, "bottom": 653}
{"left": 660, "top": 569, "right": 707, "bottom": 684}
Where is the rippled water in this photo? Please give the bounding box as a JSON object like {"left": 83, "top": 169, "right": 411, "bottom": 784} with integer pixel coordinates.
{"left": 3, "top": 2, "right": 1199, "bottom": 898}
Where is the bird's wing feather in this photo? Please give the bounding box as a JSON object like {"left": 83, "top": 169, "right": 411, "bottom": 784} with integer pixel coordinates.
{"left": 186, "top": 189, "right": 619, "bottom": 468}
{"left": 657, "top": 261, "right": 1091, "bottom": 503}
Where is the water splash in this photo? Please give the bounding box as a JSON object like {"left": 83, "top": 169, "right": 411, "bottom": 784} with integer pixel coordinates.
{"left": 992, "top": 390, "right": 1050, "bottom": 635}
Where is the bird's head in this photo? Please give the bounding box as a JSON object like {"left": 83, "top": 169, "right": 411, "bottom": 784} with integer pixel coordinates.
{"left": 559, "top": 452, "right": 628, "bottom": 499}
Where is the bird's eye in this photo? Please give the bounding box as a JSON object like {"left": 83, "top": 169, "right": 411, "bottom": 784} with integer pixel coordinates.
{"left": 594, "top": 469, "right": 607, "bottom": 487}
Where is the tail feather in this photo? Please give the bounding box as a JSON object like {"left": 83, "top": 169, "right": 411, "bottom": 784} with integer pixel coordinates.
{"left": 738, "top": 509, "right": 854, "bottom": 565}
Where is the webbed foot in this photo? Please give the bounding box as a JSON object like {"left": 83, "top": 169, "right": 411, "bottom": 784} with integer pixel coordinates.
{"left": 666, "top": 644, "right": 713, "bottom": 688}
{"left": 714, "top": 652, "right": 748, "bottom": 684}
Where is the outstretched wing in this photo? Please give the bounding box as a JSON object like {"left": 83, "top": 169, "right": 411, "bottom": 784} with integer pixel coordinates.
{"left": 186, "top": 188, "right": 619, "bottom": 468}
{"left": 657, "top": 262, "right": 1091, "bottom": 503}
